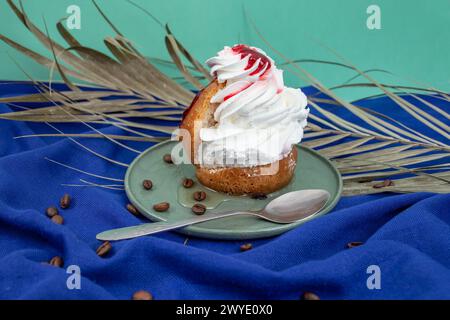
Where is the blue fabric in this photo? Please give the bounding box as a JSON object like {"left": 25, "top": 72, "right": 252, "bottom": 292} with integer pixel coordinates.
{"left": 0, "top": 81, "right": 449, "bottom": 300}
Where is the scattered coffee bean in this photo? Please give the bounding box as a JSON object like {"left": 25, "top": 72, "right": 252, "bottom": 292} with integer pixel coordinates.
{"left": 126, "top": 203, "right": 140, "bottom": 217}
{"left": 153, "top": 202, "right": 170, "bottom": 212}
{"left": 240, "top": 243, "right": 253, "bottom": 251}
{"left": 373, "top": 179, "right": 394, "bottom": 189}
{"left": 163, "top": 154, "right": 173, "bottom": 164}
{"left": 49, "top": 256, "right": 64, "bottom": 268}
{"left": 46, "top": 206, "right": 59, "bottom": 218}
{"left": 96, "top": 241, "right": 112, "bottom": 257}
{"left": 193, "top": 191, "right": 207, "bottom": 201}
{"left": 51, "top": 215, "right": 64, "bottom": 225}
{"left": 142, "top": 179, "right": 153, "bottom": 190}
{"left": 182, "top": 178, "right": 194, "bottom": 188}
{"left": 60, "top": 194, "right": 71, "bottom": 209}
{"left": 250, "top": 192, "right": 267, "bottom": 200}
{"left": 347, "top": 241, "right": 364, "bottom": 248}
{"left": 192, "top": 203, "right": 206, "bottom": 215}
{"left": 132, "top": 290, "right": 153, "bottom": 300}
{"left": 301, "top": 292, "right": 320, "bottom": 300}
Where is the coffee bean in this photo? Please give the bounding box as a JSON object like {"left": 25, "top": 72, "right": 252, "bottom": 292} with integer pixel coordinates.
{"left": 96, "top": 241, "right": 112, "bottom": 257}
{"left": 193, "top": 191, "right": 207, "bottom": 201}
{"left": 142, "top": 179, "right": 153, "bottom": 190}
{"left": 182, "top": 178, "right": 194, "bottom": 188}
{"left": 301, "top": 292, "right": 320, "bottom": 300}
{"left": 240, "top": 243, "right": 253, "bottom": 251}
{"left": 51, "top": 215, "right": 64, "bottom": 225}
{"left": 153, "top": 202, "right": 170, "bottom": 212}
{"left": 250, "top": 193, "right": 267, "bottom": 200}
{"left": 46, "top": 206, "right": 59, "bottom": 218}
{"left": 163, "top": 154, "right": 173, "bottom": 164}
{"left": 60, "top": 194, "right": 71, "bottom": 209}
{"left": 192, "top": 203, "right": 206, "bottom": 215}
{"left": 126, "top": 203, "right": 140, "bottom": 216}
{"left": 132, "top": 290, "right": 153, "bottom": 300}
{"left": 49, "top": 256, "right": 64, "bottom": 268}
{"left": 347, "top": 241, "right": 364, "bottom": 248}
{"left": 373, "top": 179, "right": 394, "bottom": 189}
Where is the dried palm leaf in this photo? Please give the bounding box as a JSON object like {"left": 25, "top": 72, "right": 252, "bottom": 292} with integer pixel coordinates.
{"left": 0, "top": 0, "right": 448, "bottom": 194}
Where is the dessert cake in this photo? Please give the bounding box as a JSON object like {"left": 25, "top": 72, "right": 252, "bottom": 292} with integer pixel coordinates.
{"left": 180, "top": 45, "right": 309, "bottom": 195}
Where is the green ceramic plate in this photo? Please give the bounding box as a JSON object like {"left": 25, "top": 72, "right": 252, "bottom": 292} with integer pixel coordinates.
{"left": 125, "top": 141, "right": 342, "bottom": 240}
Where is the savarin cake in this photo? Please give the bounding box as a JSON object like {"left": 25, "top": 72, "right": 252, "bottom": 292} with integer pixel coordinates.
{"left": 180, "top": 44, "right": 309, "bottom": 195}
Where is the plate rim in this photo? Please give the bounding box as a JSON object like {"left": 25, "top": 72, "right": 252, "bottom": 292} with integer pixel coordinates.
{"left": 125, "top": 140, "right": 343, "bottom": 240}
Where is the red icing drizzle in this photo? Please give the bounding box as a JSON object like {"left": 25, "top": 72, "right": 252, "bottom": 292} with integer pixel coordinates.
{"left": 183, "top": 45, "right": 276, "bottom": 117}
{"left": 232, "top": 44, "right": 271, "bottom": 77}
{"left": 218, "top": 45, "right": 272, "bottom": 102}
{"left": 223, "top": 83, "right": 253, "bottom": 101}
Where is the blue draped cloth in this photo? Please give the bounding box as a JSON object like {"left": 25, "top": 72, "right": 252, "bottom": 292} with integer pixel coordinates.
{"left": 0, "top": 81, "right": 449, "bottom": 299}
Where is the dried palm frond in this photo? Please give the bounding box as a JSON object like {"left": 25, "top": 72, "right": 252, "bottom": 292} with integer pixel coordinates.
{"left": 0, "top": 0, "right": 448, "bottom": 195}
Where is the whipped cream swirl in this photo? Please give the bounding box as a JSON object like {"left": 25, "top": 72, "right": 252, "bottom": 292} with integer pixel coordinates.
{"left": 199, "top": 45, "right": 309, "bottom": 167}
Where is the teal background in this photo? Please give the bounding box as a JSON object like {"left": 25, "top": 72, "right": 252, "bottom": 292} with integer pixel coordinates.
{"left": 0, "top": 0, "right": 449, "bottom": 100}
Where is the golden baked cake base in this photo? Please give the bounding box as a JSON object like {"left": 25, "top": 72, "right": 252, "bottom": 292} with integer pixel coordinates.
{"left": 196, "top": 148, "right": 297, "bottom": 195}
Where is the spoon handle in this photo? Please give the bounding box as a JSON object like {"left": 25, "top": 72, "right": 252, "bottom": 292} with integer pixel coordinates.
{"left": 96, "top": 210, "right": 258, "bottom": 241}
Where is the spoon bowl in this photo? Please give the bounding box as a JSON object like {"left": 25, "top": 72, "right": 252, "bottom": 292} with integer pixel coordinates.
{"left": 262, "top": 189, "right": 330, "bottom": 223}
